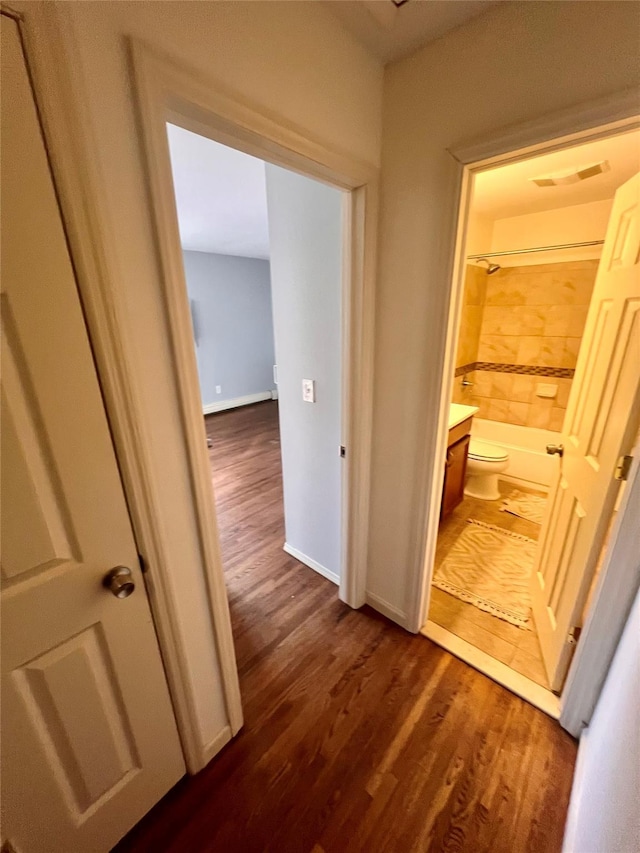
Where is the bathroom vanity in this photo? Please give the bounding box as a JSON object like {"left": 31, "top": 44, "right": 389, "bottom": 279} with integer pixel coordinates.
{"left": 441, "top": 404, "right": 479, "bottom": 519}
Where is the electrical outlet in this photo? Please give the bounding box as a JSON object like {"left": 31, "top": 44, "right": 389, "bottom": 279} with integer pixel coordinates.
{"left": 216, "top": 385, "right": 222, "bottom": 395}
{"left": 302, "top": 379, "right": 315, "bottom": 403}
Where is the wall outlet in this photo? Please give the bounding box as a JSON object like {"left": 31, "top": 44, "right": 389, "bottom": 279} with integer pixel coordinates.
{"left": 302, "top": 379, "right": 316, "bottom": 403}
{"left": 215, "top": 385, "right": 222, "bottom": 395}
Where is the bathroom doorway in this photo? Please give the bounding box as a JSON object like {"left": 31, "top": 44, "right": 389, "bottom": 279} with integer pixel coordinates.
{"left": 423, "top": 126, "right": 640, "bottom": 711}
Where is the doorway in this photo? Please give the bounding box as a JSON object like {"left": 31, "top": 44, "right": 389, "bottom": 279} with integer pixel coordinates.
{"left": 165, "top": 125, "right": 345, "bottom": 628}
{"left": 422, "top": 125, "right": 640, "bottom": 712}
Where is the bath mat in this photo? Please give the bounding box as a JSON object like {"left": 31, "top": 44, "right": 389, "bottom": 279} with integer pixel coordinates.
{"left": 433, "top": 520, "right": 536, "bottom": 629}
{"left": 500, "top": 490, "right": 547, "bottom": 525}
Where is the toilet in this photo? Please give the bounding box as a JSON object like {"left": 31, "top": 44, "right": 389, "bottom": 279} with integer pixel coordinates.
{"left": 464, "top": 439, "right": 510, "bottom": 501}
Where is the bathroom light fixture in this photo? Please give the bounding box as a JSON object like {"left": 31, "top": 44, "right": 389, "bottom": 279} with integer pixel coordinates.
{"left": 530, "top": 160, "right": 610, "bottom": 187}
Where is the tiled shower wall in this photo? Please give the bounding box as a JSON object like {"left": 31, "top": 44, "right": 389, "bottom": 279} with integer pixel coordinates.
{"left": 453, "top": 260, "right": 598, "bottom": 430}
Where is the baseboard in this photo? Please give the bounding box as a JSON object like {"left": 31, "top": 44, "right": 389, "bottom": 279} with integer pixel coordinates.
{"left": 560, "top": 726, "right": 590, "bottom": 852}
{"left": 421, "top": 620, "right": 560, "bottom": 718}
{"left": 365, "top": 592, "right": 410, "bottom": 630}
{"left": 202, "top": 391, "right": 275, "bottom": 415}
{"left": 283, "top": 542, "right": 339, "bottom": 585}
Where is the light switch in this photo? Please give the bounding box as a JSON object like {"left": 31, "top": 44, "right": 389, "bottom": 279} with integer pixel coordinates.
{"left": 302, "top": 379, "right": 316, "bottom": 403}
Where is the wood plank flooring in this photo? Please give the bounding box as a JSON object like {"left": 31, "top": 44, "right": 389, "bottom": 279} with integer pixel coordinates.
{"left": 114, "top": 401, "right": 576, "bottom": 853}
{"left": 430, "top": 484, "right": 550, "bottom": 688}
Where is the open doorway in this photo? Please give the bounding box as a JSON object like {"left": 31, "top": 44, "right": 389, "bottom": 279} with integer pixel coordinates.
{"left": 165, "top": 125, "right": 345, "bottom": 646}
{"left": 422, "top": 126, "right": 640, "bottom": 710}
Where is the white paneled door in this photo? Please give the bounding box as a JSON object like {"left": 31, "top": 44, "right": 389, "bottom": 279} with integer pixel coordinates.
{"left": 1, "top": 14, "right": 184, "bottom": 853}
{"left": 531, "top": 171, "right": 640, "bottom": 692}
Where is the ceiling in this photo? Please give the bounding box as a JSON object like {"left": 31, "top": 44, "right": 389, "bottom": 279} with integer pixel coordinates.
{"left": 325, "top": 0, "right": 500, "bottom": 64}
{"left": 473, "top": 129, "right": 640, "bottom": 220}
{"left": 166, "top": 123, "right": 270, "bottom": 259}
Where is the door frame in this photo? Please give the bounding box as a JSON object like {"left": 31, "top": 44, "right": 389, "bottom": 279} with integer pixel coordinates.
{"left": 130, "top": 38, "right": 375, "bottom": 614}
{"left": 128, "top": 37, "right": 377, "bottom": 598}
{"left": 411, "top": 90, "right": 639, "bottom": 727}
{"left": 15, "top": 11, "right": 377, "bottom": 772}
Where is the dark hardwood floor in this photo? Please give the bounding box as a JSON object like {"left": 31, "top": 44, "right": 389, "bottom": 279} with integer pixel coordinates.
{"left": 114, "top": 401, "right": 577, "bottom": 853}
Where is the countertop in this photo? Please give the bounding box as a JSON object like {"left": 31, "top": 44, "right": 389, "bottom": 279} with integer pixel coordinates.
{"left": 449, "top": 403, "right": 479, "bottom": 430}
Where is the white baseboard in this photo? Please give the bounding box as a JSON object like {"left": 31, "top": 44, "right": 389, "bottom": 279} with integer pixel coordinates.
{"left": 500, "top": 473, "right": 550, "bottom": 493}
{"left": 421, "top": 620, "right": 560, "bottom": 718}
{"left": 365, "top": 592, "right": 409, "bottom": 629}
{"left": 561, "top": 726, "right": 590, "bottom": 853}
{"left": 202, "top": 391, "right": 275, "bottom": 415}
{"left": 283, "top": 542, "right": 339, "bottom": 585}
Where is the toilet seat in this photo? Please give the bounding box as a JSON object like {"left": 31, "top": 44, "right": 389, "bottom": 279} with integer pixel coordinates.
{"left": 468, "top": 439, "right": 508, "bottom": 463}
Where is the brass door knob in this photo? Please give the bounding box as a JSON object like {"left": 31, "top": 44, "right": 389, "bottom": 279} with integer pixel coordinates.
{"left": 546, "top": 443, "right": 564, "bottom": 457}
{"left": 103, "top": 566, "right": 135, "bottom": 598}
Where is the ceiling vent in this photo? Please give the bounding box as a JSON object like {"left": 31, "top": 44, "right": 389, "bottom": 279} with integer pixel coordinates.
{"left": 530, "top": 160, "right": 611, "bottom": 187}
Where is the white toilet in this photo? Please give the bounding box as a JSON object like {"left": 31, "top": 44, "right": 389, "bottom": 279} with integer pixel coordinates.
{"left": 464, "top": 439, "right": 509, "bottom": 501}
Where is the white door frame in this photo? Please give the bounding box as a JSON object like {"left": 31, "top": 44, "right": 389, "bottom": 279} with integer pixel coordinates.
{"left": 129, "top": 39, "right": 377, "bottom": 607}
{"left": 411, "top": 89, "right": 639, "bottom": 729}
{"left": 15, "top": 11, "right": 377, "bottom": 772}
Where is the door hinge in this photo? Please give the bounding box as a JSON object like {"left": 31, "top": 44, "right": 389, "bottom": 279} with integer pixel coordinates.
{"left": 567, "top": 625, "right": 582, "bottom": 646}
{"left": 340, "top": 445, "right": 346, "bottom": 459}
{"left": 614, "top": 455, "right": 633, "bottom": 481}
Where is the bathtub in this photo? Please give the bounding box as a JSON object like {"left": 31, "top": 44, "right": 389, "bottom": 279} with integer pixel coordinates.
{"left": 470, "top": 418, "right": 560, "bottom": 490}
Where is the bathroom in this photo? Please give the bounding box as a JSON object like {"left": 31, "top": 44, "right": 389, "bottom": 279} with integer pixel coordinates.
{"left": 424, "top": 128, "right": 640, "bottom": 698}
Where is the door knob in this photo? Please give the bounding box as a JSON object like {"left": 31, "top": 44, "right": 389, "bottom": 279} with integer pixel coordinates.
{"left": 546, "top": 443, "right": 564, "bottom": 457}
{"left": 103, "top": 566, "right": 135, "bottom": 598}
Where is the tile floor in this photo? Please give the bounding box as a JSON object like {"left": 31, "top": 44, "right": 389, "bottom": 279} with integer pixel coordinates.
{"left": 428, "top": 479, "right": 550, "bottom": 690}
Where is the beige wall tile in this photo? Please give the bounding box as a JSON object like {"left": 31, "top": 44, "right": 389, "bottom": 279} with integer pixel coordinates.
{"left": 490, "top": 372, "right": 514, "bottom": 400}
{"left": 486, "top": 399, "right": 510, "bottom": 421}
{"left": 485, "top": 277, "right": 526, "bottom": 307}
{"left": 527, "top": 399, "right": 553, "bottom": 429}
{"left": 544, "top": 305, "right": 590, "bottom": 338}
{"left": 507, "top": 401, "right": 530, "bottom": 425}
{"left": 511, "top": 374, "right": 535, "bottom": 402}
{"left": 472, "top": 371, "right": 493, "bottom": 397}
{"left": 549, "top": 407, "right": 566, "bottom": 431}
{"left": 555, "top": 378, "right": 573, "bottom": 408}
{"left": 517, "top": 336, "right": 542, "bottom": 365}
{"left": 563, "top": 337, "right": 582, "bottom": 368}
{"left": 478, "top": 335, "right": 519, "bottom": 363}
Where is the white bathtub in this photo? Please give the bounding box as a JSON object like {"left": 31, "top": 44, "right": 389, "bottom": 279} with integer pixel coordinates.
{"left": 471, "top": 418, "right": 560, "bottom": 490}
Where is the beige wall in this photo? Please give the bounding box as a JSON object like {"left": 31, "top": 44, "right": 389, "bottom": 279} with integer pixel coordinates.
{"left": 491, "top": 199, "right": 613, "bottom": 267}
{"left": 370, "top": 0, "right": 640, "bottom": 620}
{"left": 24, "top": 0, "right": 382, "bottom": 754}
{"left": 453, "top": 261, "right": 598, "bottom": 430}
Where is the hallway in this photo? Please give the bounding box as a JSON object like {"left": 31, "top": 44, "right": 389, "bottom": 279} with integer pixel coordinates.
{"left": 114, "top": 401, "right": 576, "bottom": 853}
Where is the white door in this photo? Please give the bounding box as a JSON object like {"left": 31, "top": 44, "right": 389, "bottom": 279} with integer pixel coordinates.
{"left": 1, "top": 14, "right": 185, "bottom": 853}
{"left": 531, "top": 171, "right": 640, "bottom": 692}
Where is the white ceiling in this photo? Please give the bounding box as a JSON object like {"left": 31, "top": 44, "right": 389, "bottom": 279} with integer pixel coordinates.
{"left": 474, "top": 129, "right": 640, "bottom": 220}
{"left": 325, "top": 0, "right": 501, "bottom": 64}
{"left": 166, "top": 123, "right": 270, "bottom": 259}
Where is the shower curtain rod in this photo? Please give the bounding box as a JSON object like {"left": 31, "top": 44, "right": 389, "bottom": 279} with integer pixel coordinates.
{"left": 467, "top": 239, "right": 604, "bottom": 260}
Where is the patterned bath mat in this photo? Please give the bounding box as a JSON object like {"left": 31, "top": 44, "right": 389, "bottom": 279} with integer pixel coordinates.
{"left": 500, "top": 490, "right": 547, "bottom": 525}
{"left": 433, "top": 520, "right": 536, "bottom": 629}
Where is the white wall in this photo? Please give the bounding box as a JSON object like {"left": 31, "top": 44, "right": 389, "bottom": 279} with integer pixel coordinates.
{"left": 490, "top": 199, "right": 613, "bottom": 266}
{"left": 29, "top": 0, "right": 381, "bottom": 757}
{"left": 563, "top": 587, "right": 640, "bottom": 852}
{"left": 369, "top": 0, "right": 640, "bottom": 624}
{"left": 265, "top": 165, "right": 343, "bottom": 581}
{"left": 183, "top": 251, "right": 276, "bottom": 407}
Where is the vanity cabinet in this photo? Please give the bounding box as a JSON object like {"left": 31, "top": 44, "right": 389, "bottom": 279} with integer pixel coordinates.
{"left": 441, "top": 416, "right": 472, "bottom": 520}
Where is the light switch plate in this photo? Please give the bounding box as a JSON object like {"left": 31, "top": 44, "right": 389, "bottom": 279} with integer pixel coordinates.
{"left": 302, "top": 379, "right": 315, "bottom": 403}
